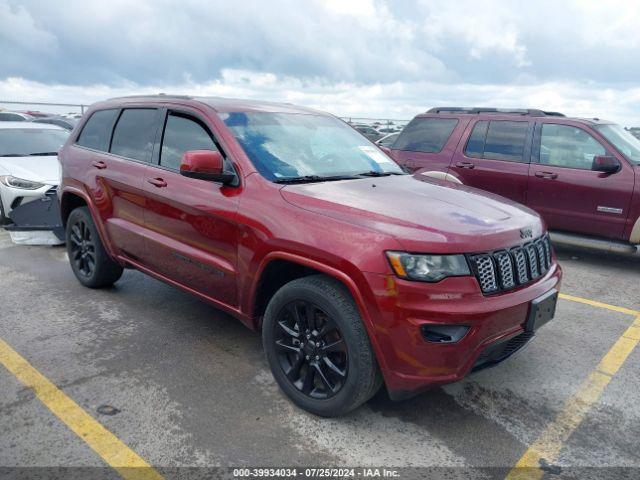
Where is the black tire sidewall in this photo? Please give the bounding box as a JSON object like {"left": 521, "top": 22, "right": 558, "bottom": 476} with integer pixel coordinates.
{"left": 66, "top": 207, "right": 121, "bottom": 287}
{"left": 263, "top": 277, "right": 376, "bottom": 417}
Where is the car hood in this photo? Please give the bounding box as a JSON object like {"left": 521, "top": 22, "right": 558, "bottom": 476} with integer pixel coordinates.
{"left": 0, "top": 155, "right": 60, "bottom": 184}
{"left": 280, "top": 174, "right": 544, "bottom": 253}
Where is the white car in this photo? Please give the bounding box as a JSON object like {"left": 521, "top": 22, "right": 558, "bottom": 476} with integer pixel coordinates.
{"left": 0, "top": 122, "right": 68, "bottom": 224}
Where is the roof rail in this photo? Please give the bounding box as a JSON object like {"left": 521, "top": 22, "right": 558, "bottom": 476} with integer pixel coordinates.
{"left": 106, "top": 94, "right": 194, "bottom": 101}
{"left": 426, "top": 107, "right": 565, "bottom": 117}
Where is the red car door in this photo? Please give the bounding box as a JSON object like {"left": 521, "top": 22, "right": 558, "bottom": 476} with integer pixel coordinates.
{"left": 447, "top": 119, "right": 533, "bottom": 205}
{"left": 526, "top": 121, "right": 635, "bottom": 239}
{"left": 141, "top": 107, "right": 240, "bottom": 307}
{"left": 76, "top": 107, "right": 161, "bottom": 260}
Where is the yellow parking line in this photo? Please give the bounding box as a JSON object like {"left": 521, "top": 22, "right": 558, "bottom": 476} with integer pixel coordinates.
{"left": 505, "top": 314, "right": 640, "bottom": 480}
{"left": 559, "top": 293, "right": 640, "bottom": 316}
{"left": 0, "top": 338, "right": 164, "bottom": 480}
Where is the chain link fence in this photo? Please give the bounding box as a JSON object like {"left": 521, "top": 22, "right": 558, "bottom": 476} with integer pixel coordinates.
{"left": 0, "top": 100, "right": 87, "bottom": 117}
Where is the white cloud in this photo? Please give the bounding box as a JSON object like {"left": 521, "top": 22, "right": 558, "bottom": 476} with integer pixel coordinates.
{"left": 2, "top": 73, "right": 639, "bottom": 126}
{"left": 2, "top": 1, "right": 640, "bottom": 126}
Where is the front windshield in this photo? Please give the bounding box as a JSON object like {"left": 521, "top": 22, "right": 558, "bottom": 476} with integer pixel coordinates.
{"left": 220, "top": 112, "right": 403, "bottom": 181}
{"left": 0, "top": 128, "right": 69, "bottom": 157}
{"left": 595, "top": 124, "right": 640, "bottom": 165}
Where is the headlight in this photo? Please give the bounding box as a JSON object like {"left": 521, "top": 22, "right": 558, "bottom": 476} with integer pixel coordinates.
{"left": 0, "top": 176, "right": 45, "bottom": 190}
{"left": 386, "top": 252, "right": 471, "bottom": 282}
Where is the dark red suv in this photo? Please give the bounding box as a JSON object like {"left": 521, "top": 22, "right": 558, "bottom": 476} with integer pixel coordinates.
{"left": 59, "top": 96, "right": 562, "bottom": 416}
{"left": 387, "top": 108, "right": 640, "bottom": 254}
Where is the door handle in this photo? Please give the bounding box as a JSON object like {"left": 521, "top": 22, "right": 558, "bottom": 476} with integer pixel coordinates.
{"left": 92, "top": 161, "right": 107, "bottom": 169}
{"left": 147, "top": 177, "right": 168, "bottom": 188}
{"left": 455, "top": 161, "right": 475, "bottom": 169}
{"left": 535, "top": 171, "right": 558, "bottom": 179}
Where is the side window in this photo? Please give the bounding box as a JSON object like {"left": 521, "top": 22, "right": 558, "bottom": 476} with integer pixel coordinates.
{"left": 465, "top": 121, "right": 488, "bottom": 158}
{"left": 0, "top": 113, "right": 24, "bottom": 121}
{"left": 393, "top": 118, "right": 458, "bottom": 153}
{"left": 76, "top": 109, "right": 118, "bottom": 152}
{"left": 160, "top": 113, "right": 218, "bottom": 170}
{"left": 465, "top": 120, "right": 528, "bottom": 161}
{"left": 483, "top": 121, "right": 529, "bottom": 161}
{"left": 539, "top": 124, "right": 605, "bottom": 170}
{"left": 110, "top": 109, "right": 158, "bottom": 162}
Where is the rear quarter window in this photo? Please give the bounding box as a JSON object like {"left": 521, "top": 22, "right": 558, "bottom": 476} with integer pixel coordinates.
{"left": 76, "top": 109, "right": 119, "bottom": 152}
{"left": 393, "top": 118, "right": 458, "bottom": 153}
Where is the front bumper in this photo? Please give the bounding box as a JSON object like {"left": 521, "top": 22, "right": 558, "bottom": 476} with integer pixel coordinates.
{"left": 362, "top": 263, "right": 562, "bottom": 399}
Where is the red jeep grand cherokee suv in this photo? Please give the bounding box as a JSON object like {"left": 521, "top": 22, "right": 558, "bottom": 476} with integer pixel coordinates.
{"left": 387, "top": 107, "right": 640, "bottom": 255}
{"left": 59, "top": 96, "right": 561, "bottom": 416}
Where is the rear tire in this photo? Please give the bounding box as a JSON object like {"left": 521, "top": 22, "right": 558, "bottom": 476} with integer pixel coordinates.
{"left": 262, "top": 275, "right": 382, "bottom": 417}
{"left": 66, "top": 207, "right": 123, "bottom": 288}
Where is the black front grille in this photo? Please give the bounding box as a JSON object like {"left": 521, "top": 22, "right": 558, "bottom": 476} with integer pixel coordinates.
{"left": 468, "top": 234, "right": 554, "bottom": 295}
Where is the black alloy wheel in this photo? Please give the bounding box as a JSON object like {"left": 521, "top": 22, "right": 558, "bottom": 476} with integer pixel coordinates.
{"left": 65, "top": 207, "right": 123, "bottom": 288}
{"left": 69, "top": 218, "right": 96, "bottom": 278}
{"left": 274, "top": 300, "right": 348, "bottom": 399}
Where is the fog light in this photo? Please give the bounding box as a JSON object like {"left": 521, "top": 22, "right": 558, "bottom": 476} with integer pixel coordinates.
{"left": 421, "top": 324, "right": 470, "bottom": 343}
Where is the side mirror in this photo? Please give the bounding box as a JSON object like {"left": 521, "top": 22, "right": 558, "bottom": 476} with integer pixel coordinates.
{"left": 180, "top": 150, "right": 236, "bottom": 184}
{"left": 592, "top": 155, "right": 620, "bottom": 174}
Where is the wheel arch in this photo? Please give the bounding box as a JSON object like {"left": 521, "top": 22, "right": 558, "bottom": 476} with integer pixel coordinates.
{"left": 249, "top": 252, "right": 389, "bottom": 373}
{"left": 60, "top": 190, "right": 89, "bottom": 227}
{"left": 418, "top": 170, "right": 463, "bottom": 184}
{"left": 60, "top": 187, "right": 120, "bottom": 264}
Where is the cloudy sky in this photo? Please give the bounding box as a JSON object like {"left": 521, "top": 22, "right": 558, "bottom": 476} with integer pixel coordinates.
{"left": 1, "top": 0, "right": 640, "bottom": 124}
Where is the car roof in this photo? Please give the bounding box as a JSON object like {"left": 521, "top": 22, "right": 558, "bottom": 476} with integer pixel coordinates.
{"left": 94, "top": 94, "right": 326, "bottom": 115}
{"left": 0, "top": 121, "right": 66, "bottom": 130}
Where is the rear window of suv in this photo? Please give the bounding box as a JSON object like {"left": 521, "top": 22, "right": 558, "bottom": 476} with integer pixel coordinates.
{"left": 76, "top": 109, "right": 119, "bottom": 152}
{"left": 393, "top": 117, "right": 458, "bottom": 153}
{"left": 465, "top": 120, "right": 529, "bottom": 162}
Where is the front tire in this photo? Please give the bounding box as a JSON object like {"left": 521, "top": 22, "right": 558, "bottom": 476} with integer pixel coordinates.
{"left": 262, "top": 275, "right": 382, "bottom": 417}
{"left": 66, "top": 207, "right": 123, "bottom": 288}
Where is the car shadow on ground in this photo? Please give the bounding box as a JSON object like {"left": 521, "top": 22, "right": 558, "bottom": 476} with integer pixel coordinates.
{"left": 554, "top": 244, "right": 640, "bottom": 272}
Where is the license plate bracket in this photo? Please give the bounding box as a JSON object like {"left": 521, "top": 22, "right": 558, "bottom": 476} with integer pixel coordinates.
{"left": 526, "top": 289, "right": 558, "bottom": 332}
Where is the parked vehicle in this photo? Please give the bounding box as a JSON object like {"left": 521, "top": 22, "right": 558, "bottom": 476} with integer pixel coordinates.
{"left": 0, "top": 111, "right": 34, "bottom": 122}
{"left": 0, "top": 122, "right": 67, "bottom": 221}
{"left": 352, "top": 123, "right": 383, "bottom": 141}
{"left": 387, "top": 107, "right": 640, "bottom": 254}
{"left": 59, "top": 96, "right": 561, "bottom": 416}
{"left": 376, "top": 132, "right": 399, "bottom": 148}
{"left": 31, "top": 116, "right": 78, "bottom": 131}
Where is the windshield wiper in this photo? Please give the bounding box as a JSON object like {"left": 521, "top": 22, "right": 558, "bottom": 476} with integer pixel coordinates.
{"left": 0, "top": 154, "right": 28, "bottom": 157}
{"left": 28, "top": 152, "right": 58, "bottom": 156}
{"left": 355, "top": 170, "right": 405, "bottom": 177}
{"left": 273, "top": 174, "right": 360, "bottom": 184}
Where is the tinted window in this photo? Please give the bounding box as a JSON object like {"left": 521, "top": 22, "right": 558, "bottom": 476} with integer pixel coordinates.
{"left": 110, "top": 109, "right": 158, "bottom": 162}
{"left": 465, "top": 121, "right": 488, "bottom": 158}
{"left": 483, "top": 121, "right": 529, "bottom": 161}
{"left": 0, "top": 112, "right": 25, "bottom": 121}
{"left": 465, "top": 120, "right": 529, "bottom": 162}
{"left": 160, "top": 113, "right": 218, "bottom": 170}
{"left": 540, "top": 124, "right": 605, "bottom": 170}
{"left": 393, "top": 118, "right": 458, "bottom": 153}
{"left": 77, "top": 109, "right": 118, "bottom": 152}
